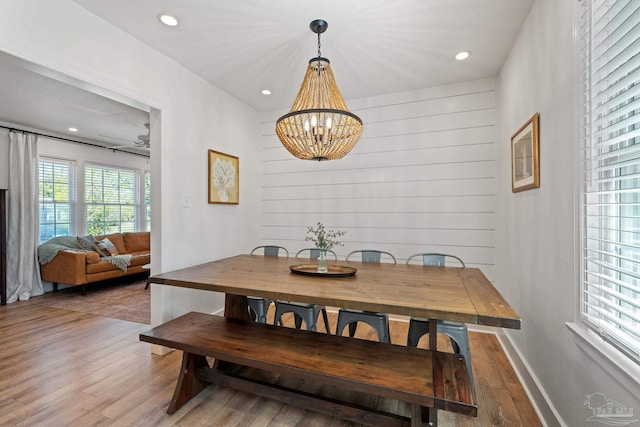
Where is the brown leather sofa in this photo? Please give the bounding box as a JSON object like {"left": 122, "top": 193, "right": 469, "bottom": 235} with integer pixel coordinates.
{"left": 40, "top": 232, "right": 150, "bottom": 294}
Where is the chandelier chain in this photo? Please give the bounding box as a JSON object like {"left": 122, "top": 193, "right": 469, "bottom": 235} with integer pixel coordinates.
{"left": 317, "top": 32, "right": 322, "bottom": 58}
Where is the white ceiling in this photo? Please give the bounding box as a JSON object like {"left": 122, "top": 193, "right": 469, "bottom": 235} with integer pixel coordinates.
{"left": 0, "top": 51, "right": 150, "bottom": 155}
{"left": 0, "top": 0, "right": 534, "bottom": 152}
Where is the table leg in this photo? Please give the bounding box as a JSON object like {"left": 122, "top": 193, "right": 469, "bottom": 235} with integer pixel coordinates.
{"left": 428, "top": 318, "right": 438, "bottom": 350}
{"left": 224, "top": 294, "right": 252, "bottom": 320}
{"left": 214, "top": 295, "right": 254, "bottom": 375}
{"left": 428, "top": 319, "right": 438, "bottom": 426}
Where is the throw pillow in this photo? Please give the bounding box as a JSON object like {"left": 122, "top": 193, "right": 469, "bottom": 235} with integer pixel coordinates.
{"left": 77, "top": 235, "right": 97, "bottom": 251}
{"left": 94, "top": 237, "right": 119, "bottom": 257}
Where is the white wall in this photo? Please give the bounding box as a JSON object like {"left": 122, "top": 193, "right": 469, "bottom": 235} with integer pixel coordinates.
{"left": 0, "top": 0, "right": 261, "bottom": 322}
{"left": 496, "top": 0, "right": 640, "bottom": 426}
{"left": 260, "top": 79, "right": 496, "bottom": 278}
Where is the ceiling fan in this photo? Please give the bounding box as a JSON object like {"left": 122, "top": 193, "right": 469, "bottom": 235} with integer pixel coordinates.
{"left": 103, "top": 123, "right": 150, "bottom": 150}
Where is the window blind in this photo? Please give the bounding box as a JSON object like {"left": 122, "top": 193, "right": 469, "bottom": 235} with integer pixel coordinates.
{"left": 580, "top": 0, "right": 640, "bottom": 363}
{"left": 85, "top": 165, "right": 137, "bottom": 235}
{"left": 38, "top": 158, "right": 76, "bottom": 243}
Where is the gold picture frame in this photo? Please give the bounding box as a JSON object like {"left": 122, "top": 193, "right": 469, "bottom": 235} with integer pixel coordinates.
{"left": 208, "top": 150, "right": 239, "bottom": 204}
{"left": 511, "top": 113, "right": 540, "bottom": 193}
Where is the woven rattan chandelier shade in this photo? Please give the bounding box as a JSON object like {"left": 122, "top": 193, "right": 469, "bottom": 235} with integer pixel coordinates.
{"left": 275, "top": 20, "right": 362, "bottom": 161}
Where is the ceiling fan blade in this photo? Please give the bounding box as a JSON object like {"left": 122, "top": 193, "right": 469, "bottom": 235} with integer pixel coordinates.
{"left": 109, "top": 143, "right": 149, "bottom": 150}
{"left": 137, "top": 123, "right": 151, "bottom": 143}
{"left": 133, "top": 140, "right": 150, "bottom": 148}
{"left": 101, "top": 123, "right": 150, "bottom": 149}
{"left": 98, "top": 134, "right": 132, "bottom": 143}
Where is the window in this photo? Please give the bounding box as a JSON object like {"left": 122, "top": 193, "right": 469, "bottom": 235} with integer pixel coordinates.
{"left": 38, "top": 159, "right": 75, "bottom": 243}
{"left": 85, "top": 165, "right": 137, "bottom": 235}
{"left": 579, "top": 0, "right": 640, "bottom": 363}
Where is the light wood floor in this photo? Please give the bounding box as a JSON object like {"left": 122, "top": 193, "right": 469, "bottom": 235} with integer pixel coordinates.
{"left": 0, "top": 302, "right": 542, "bottom": 427}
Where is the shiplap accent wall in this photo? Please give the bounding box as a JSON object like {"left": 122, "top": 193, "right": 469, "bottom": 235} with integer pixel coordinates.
{"left": 259, "top": 78, "right": 496, "bottom": 280}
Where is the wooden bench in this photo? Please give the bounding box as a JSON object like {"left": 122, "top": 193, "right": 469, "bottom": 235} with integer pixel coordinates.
{"left": 140, "top": 311, "right": 477, "bottom": 427}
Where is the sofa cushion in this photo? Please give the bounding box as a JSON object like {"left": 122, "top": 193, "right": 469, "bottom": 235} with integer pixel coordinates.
{"left": 94, "top": 238, "right": 119, "bottom": 256}
{"left": 124, "top": 232, "right": 150, "bottom": 253}
{"left": 97, "top": 233, "right": 126, "bottom": 255}
{"left": 85, "top": 251, "right": 100, "bottom": 264}
{"left": 77, "top": 235, "right": 97, "bottom": 251}
{"left": 129, "top": 252, "right": 150, "bottom": 267}
{"left": 86, "top": 260, "right": 121, "bottom": 274}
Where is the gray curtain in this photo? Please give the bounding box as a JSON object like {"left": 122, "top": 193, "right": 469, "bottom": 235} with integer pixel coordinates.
{"left": 7, "top": 131, "right": 43, "bottom": 302}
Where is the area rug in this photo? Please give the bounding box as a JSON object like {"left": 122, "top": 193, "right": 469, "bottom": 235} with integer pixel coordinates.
{"left": 32, "top": 273, "right": 150, "bottom": 324}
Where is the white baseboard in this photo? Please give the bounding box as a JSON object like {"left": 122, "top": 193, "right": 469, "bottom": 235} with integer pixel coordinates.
{"left": 491, "top": 328, "right": 566, "bottom": 427}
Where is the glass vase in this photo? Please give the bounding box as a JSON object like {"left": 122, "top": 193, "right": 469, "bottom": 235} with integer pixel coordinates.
{"left": 317, "top": 249, "right": 328, "bottom": 273}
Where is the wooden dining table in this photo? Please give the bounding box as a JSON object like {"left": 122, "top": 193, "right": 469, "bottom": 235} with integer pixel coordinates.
{"left": 146, "top": 254, "right": 521, "bottom": 424}
{"left": 148, "top": 254, "right": 520, "bottom": 333}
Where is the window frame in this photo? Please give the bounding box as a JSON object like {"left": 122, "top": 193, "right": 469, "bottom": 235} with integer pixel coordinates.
{"left": 576, "top": 0, "right": 640, "bottom": 366}
{"left": 144, "top": 170, "right": 151, "bottom": 232}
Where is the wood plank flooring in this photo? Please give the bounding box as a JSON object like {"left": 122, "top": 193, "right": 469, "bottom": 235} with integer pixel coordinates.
{"left": 0, "top": 302, "right": 542, "bottom": 427}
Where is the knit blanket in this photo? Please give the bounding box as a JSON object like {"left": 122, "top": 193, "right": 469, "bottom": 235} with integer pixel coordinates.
{"left": 38, "top": 236, "right": 82, "bottom": 264}
{"left": 104, "top": 254, "right": 132, "bottom": 271}
{"left": 38, "top": 236, "right": 132, "bottom": 271}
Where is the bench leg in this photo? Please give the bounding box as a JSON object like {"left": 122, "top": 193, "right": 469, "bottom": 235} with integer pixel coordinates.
{"left": 411, "top": 404, "right": 437, "bottom": 427}
{"left": 428, "top": 406, "right": 438, "bottom": 427}
{"left": 167, "top": 352, "right": 210, "bottom": 414}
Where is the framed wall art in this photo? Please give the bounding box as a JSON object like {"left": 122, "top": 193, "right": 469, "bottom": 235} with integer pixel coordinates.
{"left": 511, "top": 113, "right": 540, "bottom": 193}
{"left": 208, "top": 150, "right": 239, "bottom": 204}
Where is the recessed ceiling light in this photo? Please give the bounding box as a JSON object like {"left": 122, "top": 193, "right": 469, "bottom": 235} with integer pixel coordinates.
{"left": 68, "top": 127, "right": 78, "bottom": 132}
{"left": 261, "top": 89, "right": 272, "bottom": 95}
{"left": 158, "top": 13, "right": 178, "bottom": 27}
{"left": 455, "top": 51, "right": 471, "bottom": 61}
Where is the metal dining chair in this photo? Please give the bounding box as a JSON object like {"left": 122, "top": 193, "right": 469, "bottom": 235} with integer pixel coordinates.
{"left": 248, "top": 245, "right": 289, "bottom": 323}
{"left": 335, "top": 249, "right": 397, "bottom": 343}
{"left": 405, "top": 253, "right": 476, "bottom": 398}
{"left": 272, "top": 247, "right": 331, "bottom": 333}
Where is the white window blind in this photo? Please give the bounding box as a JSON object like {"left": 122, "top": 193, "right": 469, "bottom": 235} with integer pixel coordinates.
{"left": 85, "top": 165, "right": 137, "bottom": 235}
{"left": 580, "top": 0, "right": 640, "bottom": 363}
{"left": 38, "top": 158, "right": 76, "bottom": 243}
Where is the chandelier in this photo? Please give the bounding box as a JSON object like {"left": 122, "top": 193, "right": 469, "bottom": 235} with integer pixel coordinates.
{"left": 275, "top": 19, "right": 363, "bottom": 161}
